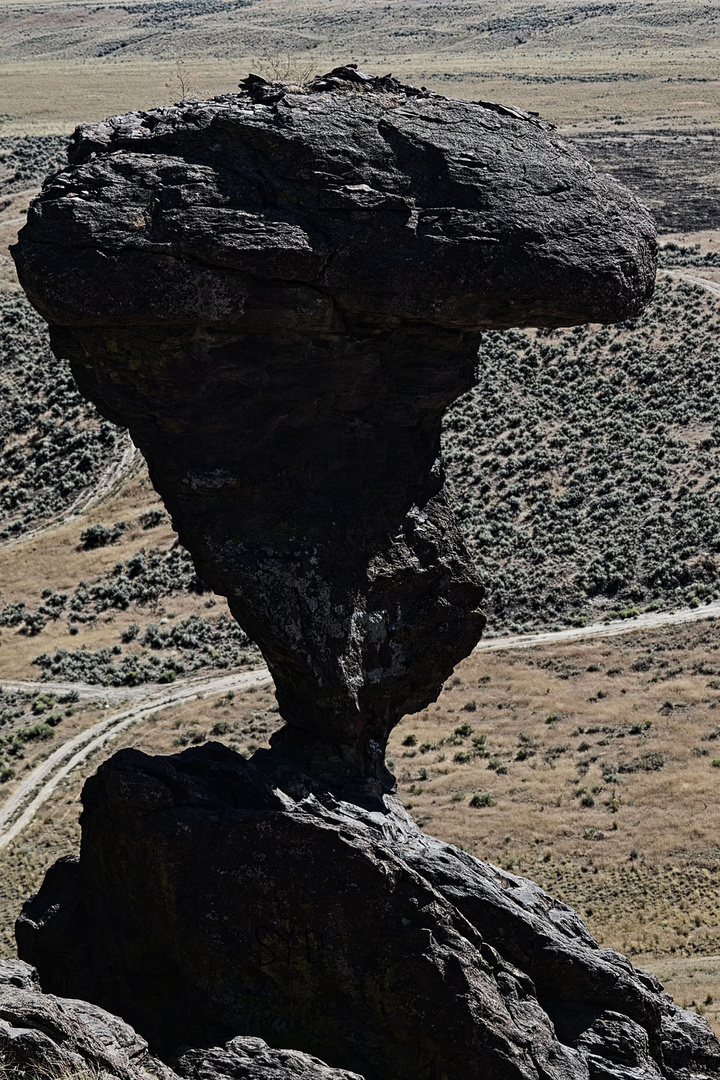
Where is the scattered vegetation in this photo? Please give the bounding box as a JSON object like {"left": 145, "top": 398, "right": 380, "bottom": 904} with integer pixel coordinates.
{"left": 658, "top": 242, "right": 720, "bottom": 268}
{"left": 386, "top": 618, "right": 720, "bottom": 967}
{"left": 0, "top": 541, "right": 204, "bottom": 636}
{"left": 0, "top": 687, "right": 79, "bottom": 783}
{"left": 0, "top": 135, "right": 66, "bottom": 195}
{"left": 0, "top": 293, "right": 123, "bottom": 539}
{"left": 444, "top": 277, "right": 720, "bottom": 630}
{"left": 32, "top": 613, "right": 257, "bottom": 685}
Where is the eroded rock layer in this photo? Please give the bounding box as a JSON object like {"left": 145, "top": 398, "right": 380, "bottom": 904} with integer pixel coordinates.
{"left": 16, "top": 744, "right": 720, "bottom": 1080}
{"left": 12, "top": 66, "right": 656, "bottom": 777}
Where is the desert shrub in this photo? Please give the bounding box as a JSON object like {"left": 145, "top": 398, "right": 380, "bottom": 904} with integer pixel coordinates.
{"left": 0, "top": 134, "right": 66, "bottom": 193}
{"left": 79, "top": 521, "right": 126, "bottom": 548}
{"left": 31, "top": 693, "right": 56, "bottom": 714}
{"left": 17, "top": 721, "right": 55, "bottom": 742}
{"left": 443, "top": 278, "right": 720, "bottom": 629}
{"left": 140, "top": 507, "right": 167, "bottom": 529}
{"left": 657, "top": 242, "right": 720, "bottom": 268}
{"left": 0, "top": 292, "right": 123, "bottom": 538}
{"left": 0, "top": 688, "right": 33, "bottom": 727}
{"left": 469, "top": 791, "right": 496, "bottom": 808}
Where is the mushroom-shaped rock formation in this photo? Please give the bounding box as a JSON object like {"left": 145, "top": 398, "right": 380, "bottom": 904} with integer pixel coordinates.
{"left": 12, "top": 66, "right": 656, "bottom": 784}
{"left": 14, "top": 63, "right": 720, "bottom": 1080}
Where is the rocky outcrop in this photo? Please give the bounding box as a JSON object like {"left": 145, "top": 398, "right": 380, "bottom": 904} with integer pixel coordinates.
{"left": 12, "top": 65, "right": 698, "bottom": 1080}
{"left": 0, "top": 958, "right": 363, "bottom": 1079}
{"left": 12, "top": 65, "right": 656, "bottom": 782}
{"left": 16, "top": 742, "right": 720, "bottom": 1080}
{"left": 0, "top": 957, "right": 174, "bottom": 1080}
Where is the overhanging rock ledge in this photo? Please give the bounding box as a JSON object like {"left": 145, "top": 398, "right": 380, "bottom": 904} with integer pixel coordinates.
{"left": 12, "top": 63, "right": 656, "bottom": 780}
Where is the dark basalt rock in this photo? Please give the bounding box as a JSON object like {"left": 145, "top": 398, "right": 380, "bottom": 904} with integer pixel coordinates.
{"left": 15, "top": 743, "right": 720, "bottom": 1080}
{"left": 0, "top": 957, "right": 174, "bottom": 1080}
{"left": 172, "top": 1039, "right": 364, "bottom": 1080}
{"left": 0, "top": 959, "right": 361, "bottom": 1080}
{"left": 13, "top": 64, "right": 699, "bottom": 1080}
{"left": 12, "top": 65, "right": 656, "bottom": 781}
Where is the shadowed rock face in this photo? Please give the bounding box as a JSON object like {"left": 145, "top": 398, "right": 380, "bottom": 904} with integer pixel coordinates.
{"left": 0, "top": 957, "right": 363, "bottom": 1079}
{"left": 12, "top": 66, "right": 656, "bottom": 783}
{"left": 14, "top": 64, "right": 717, "bottom": 1080}
{"left": 15, "top": 744, "right": 720, "bottom": 1079}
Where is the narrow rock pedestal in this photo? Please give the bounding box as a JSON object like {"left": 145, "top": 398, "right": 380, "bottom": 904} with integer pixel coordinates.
{"left": 12, "top": 64, "right": 656, "bottom": 779}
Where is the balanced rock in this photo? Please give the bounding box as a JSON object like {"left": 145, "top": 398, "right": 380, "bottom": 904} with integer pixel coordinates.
{"left": 13, "top": 64, "right": 698, "bottom": 1080}
{"left": 16, "top": 743, "right": 720, "bottom": 1080}
{"left": 12, "top": 65, "right": 656, "bottom": 782}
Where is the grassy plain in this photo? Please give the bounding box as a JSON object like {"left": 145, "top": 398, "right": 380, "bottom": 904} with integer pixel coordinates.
{"left": 0, "top": 0, "right": 719, "bottom": 132}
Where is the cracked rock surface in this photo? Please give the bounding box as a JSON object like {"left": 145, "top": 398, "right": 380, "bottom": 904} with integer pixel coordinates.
{"left": 12, "top": 65, "right": 656, "bottom": 780}
{"left": 15, "top": 743, "right": 720, "bottom": 1080}
{"left": 11, "top": 65, "right": 700, "bottom": 1080}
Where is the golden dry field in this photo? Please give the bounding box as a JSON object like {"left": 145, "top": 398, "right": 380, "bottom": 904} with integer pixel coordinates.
{"left": 0, "top": 0, "right": 719, "bottom": 132}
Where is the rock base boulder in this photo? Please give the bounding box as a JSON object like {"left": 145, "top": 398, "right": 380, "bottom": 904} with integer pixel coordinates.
{"left": 16, "top": 742, "right": 720, "bottom": 1080}
{"left": 0, "top": 959, "right": 361, "bottom": 1080}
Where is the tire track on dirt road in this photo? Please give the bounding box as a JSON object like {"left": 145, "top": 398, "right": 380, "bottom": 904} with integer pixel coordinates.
{"left": 4, "top": 595, "right": 720, "bottom": 848}
{"left": 3, "top": 267, "right": 720, "bottom": 844}
{"left": 0, "top": 666, "right": 271, "bottom": 851}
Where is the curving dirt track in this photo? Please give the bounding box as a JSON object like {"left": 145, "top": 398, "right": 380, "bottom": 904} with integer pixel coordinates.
{"left": 0, "top": 667, "right": 272, "bottom": 850}
{"left": 0, "top": 435, "right": 141, "bottom": 551}
{"left": 3, "top": 593, "right": 719, "bottom": 847}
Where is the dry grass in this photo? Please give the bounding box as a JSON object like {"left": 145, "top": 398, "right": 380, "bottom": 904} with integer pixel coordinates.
{"left": 0, "top": 1053, "right": 103, "bottom": 1080}
{"left": 635, "top": 954, "right": 720, "bottom": 1034}
{"left": 0, "top": 1, "right": 719, "bottom": 133}
{"left": 0, "top": 461, "right": 234, "bottom": 679}
{"left": 2, "top": 0, "right": 720, "bottom": 1037}
{"left": 4, "top": 623, "right": 720, "bottom": 1029}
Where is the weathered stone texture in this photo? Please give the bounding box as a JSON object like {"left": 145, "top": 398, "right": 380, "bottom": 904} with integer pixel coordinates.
{"left": 11, "top": 66, "right": 700, "bottom": 1080}
{"left": 0, "top": 958, "right": 362, "bottom": 1080}
{"left": 16, "top": 743, "right": 720, "bottom": 1080}
{"left": 12, "top": 66, "right": 656, "bottom": 779}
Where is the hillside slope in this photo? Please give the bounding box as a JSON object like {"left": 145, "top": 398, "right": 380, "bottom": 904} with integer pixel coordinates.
{"left": 445, "top": 275, "right": 720, "bottom": 631}
{"left": 1, "top": 272, "right": 719, "bottom": 668}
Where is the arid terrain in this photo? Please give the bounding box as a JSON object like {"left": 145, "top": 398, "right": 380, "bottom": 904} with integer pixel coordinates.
{"left": 2, "top": 0, "right": 720, "bottom": 1043}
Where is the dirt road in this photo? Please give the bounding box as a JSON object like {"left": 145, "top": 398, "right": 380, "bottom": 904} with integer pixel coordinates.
{"left": 0, "top": 667, "right": 272, "bottom": 850}
{"left": 2, "top": 266, "right": 719, "bottom": 845}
